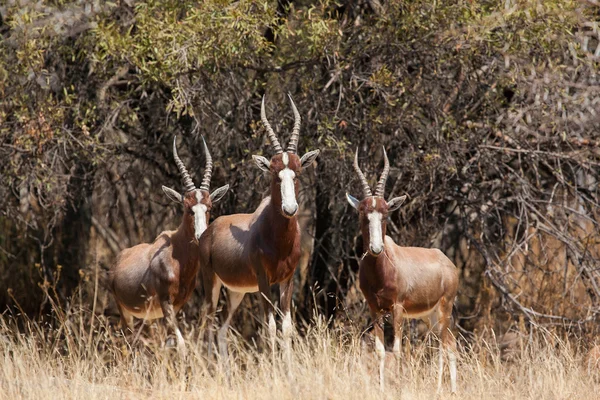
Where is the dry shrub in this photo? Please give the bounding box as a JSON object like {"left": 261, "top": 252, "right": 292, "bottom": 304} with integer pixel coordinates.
{"left": 1, "top": 297, "right": 599, "bottom": 400}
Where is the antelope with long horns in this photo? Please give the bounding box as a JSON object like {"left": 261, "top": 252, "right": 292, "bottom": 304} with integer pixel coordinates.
{"left": 199, "top": 94, "right": 320, "bottom": 362}
{"left": 110, "top": 136, "right": 229, "bottom": 355}
{"left": 346, "top": 148, "right": 459, "bottom": 393}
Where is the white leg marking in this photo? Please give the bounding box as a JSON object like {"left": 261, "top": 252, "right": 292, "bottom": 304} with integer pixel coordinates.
{"left": 175, "top": 327, "right": 186, "bottom": 357}
{"left": 437, "top": 347, "right": 445, "bottom": 393}
{"left": 393, "top": 336, "right": 401, "bottom": 356}
{"left": 449, "top": 350, "right": 458, "bottom": 394}
{"left": 268, "top": 311, "right": 276, "bottom": 361}
{"left": 282, "top": 311, "right": 293, "bottom": 377}
{"left": 268, "top": 312, "right": 276, "bottom": 340}
{"left": 375, "top": 335, "right": 385, "bottom": 392}
{"left": 282, "top": 311, "right": 292, "bottom": 339}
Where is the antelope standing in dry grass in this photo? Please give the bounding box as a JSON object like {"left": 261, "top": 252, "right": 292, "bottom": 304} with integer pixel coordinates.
{"left": 110, "top": 136, "right": 229, "bottom": 355}
{"left": 346, "top": 148, "right": 459, "bottom": 393}
{"left": 199, "top": 95, "right": 319, "bottom": 362}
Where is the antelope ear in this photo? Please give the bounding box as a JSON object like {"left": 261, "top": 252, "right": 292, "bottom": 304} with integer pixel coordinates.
{"left": 300, "top": 149, "right": 320, "bottom": 169}
{"left": 162, "top": 186, "right": 183, "bottom": 203}
{"left": 387, "top": 195, "right": 407, "bottom": 212}
{"left": 210, "top": 184, "right": 229, "bottom": 203}
{"left": 252, "top": 155, "right": 270, "bottom": 173}
{"left": 346, "top": 193, "right": 360, "bottom": 210}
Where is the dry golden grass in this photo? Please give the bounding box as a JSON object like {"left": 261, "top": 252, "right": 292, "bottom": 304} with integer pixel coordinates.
{"left": 0, "top": 304, "right": 598, "bottom": 400}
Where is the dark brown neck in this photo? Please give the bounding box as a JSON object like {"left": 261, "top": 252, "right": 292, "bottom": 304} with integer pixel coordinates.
{"left": 261, "top": 182, "right": 299, "bottom": 256}
{"left": 361, "top": 251, "right": 381, "bottom": 264}
{"left": 177, "top": 212, "right": 195, "bottom": 240}
{"left": 360, "top": 220, "right": 372, "bottom": 254}
{"left": 170, "top": 215, "right": 199, "bottom": 286}
{"left": 359, "top": 240, "right": 386, "bottom": 272}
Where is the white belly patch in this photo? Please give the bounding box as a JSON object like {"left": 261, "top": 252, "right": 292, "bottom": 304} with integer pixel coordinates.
{"left": 402, "top": 300, "right": 440, "bottom": 319}
{"left": 128, "top": 306, "right": 164, "bottom": 320}
{"left": 221, "top": 282, "right": 259, "bottom": 294}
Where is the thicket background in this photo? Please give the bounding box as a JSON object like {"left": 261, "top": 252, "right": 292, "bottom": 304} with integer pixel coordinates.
{"left": 1, "top": 0, "right": 599, "bottom": 341}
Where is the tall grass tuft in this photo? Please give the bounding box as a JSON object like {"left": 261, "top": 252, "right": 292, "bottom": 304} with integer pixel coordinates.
{"left": 1, "top": 294, "right": 599, "bottom": 400}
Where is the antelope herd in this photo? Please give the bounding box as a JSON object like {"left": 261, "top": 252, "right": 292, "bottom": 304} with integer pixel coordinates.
{"left": 109, "top": 95, "right": 460, "bottom": 393}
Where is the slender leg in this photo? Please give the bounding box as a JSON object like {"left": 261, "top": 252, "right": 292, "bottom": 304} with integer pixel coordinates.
{"left": 392, "top": 303, "right": 404, "bottom": 380}
{"left": 437, "top": 297, "right": 458, "bottom": 394}
{"left": 257, "top": 270, "right": 275, "bottom": 363}
{"left": 217, "top": 290, "right": 244, "bottom": 382}
{"left": 116, "top": 303, "right": 136, "bottom": 354}
{"left": 437, "top": 341, "right": 445, "bottom": 393}
{"left": 280, "top": 278, "right": 294, "bottom": 374}
{"left": 268, "top": 311, "right": 276, "bottom": 363}
{"left": 203, "top": 273, "right": 222, "bottom": 358}
{"left": 117, "top": 302, "right": 134, "bottom": 332}
{"left": 449, "top": 349, "right": 458, "bottom": 393}
{"left": 392, "top": 304, "right": 404, "bottom": 358}
{"left": 371, "top": 310, "right": 386, "bottom": 392}
{"left": 160, "top": 300, "right": 185, "bottom": 357}
{"left": 425, "top": 305, "right": 441, "bottom": 385}
{"left": 217, "top": 290, "right": 245, "bottom": 359}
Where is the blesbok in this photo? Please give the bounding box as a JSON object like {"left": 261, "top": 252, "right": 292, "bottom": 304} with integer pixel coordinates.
{"left": 346, "top": 148, "right": 459, "bottom": 393}
{"left": 110, "top": 136, "right": 229, "bottom": 355}
{"left": 199, "top": 94, "right": 320, "bottom": 361}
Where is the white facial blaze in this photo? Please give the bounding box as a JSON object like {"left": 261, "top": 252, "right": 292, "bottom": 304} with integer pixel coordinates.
{"left": 279, "top": 153, "right": 298, "bottom": 216}
{"left": 192, "top": 191, "right": 208, "bottom": 240}
{"left": 367, "top": 210, "right": 384, "bottom": 254}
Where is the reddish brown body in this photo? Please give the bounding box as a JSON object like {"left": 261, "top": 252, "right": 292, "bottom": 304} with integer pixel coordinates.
{"left": 347, "top": 148, "right": 459, "bottom": 393}
{"left": 109, "top": 137, "right": 229, "bottom": 355}
{"left": 201, "top": 194, "right": 302, "bottom": 290}
{"left": 200, "top": 95, "right": 319, "bottom": 364}
{"left": 359, "top": 240, "right": 457, "bottom": 317}
{"left": 111, "top": 204, "right": 203, "bottom": 320}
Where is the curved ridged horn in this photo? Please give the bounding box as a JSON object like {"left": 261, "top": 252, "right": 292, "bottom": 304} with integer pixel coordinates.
{"left": 375, "top": 147, "right": 390, "bottom": 197}
{"left": 172, "top": 136, "right": 196, "bottom": 193}
{"left": 353, "top": 148, "right": 373, "bottom": 198}
{"left": 261, "top": 95, "right": 283, "bottom": 154}
{"left": 286, "top": 93, "right": 301, "bottom": 154}
{"left": 199, "top": 136, "right": 213, "bottom": 191}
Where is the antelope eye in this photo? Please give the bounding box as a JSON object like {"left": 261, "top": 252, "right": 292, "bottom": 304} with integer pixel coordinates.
{"left": 189, "top": 209, "right": 195, "bottom": 216}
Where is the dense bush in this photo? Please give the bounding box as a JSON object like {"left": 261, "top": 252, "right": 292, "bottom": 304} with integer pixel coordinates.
{"left": 1, "top": 0, "right": 599, "bottom": 337}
